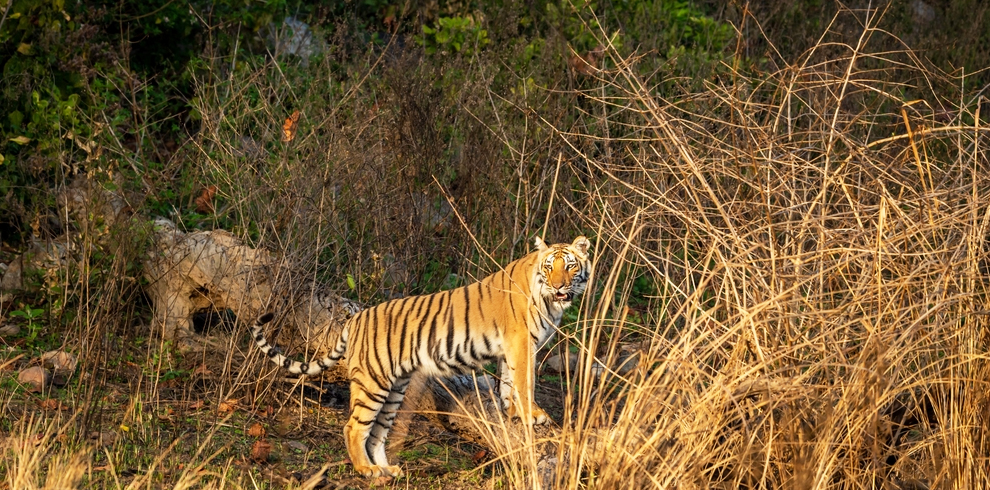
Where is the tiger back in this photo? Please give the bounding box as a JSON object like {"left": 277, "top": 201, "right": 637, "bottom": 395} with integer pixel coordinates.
{"left": 252, "top": 235, "right": 592, "bottom": 478}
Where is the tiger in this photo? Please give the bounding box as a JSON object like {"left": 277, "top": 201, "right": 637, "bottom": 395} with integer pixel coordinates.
{"left": 252, "top": 235, "right": 592, "bottom": 478}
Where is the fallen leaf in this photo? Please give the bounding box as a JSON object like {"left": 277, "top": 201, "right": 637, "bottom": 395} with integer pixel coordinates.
{"left": 9, "top": 135, "right": 31, "bottom": 145}
{"left": 192, "top": 363, "right": 212, "bottom": 377}
{"left": 37, "top": 398, "right": 63, "bottom": 410}
{"left": 247, "top": 422, "right": 266, "bottom": 438}
{"left": 218, "top": 398, "right": 239, "bottom": 414}
{"left": 568, "top": 45, "right": 604, "bottom": 76}
{"left": 189, "top": 400, "right": 205, "bottom": 410}
{"left": 281, "top": 110, "right": 300, "bottom": 142}
{"left": 250, "top": 440, "right": 272, "bottom": 462}
{"left": 472, "top": 449, "right": 488, "bottom": 465}
{"left": 157, "top": 407, "right": 175, "bottom": 421}
{"left": 194, "top": 185, "right": 218, "bottom": 214}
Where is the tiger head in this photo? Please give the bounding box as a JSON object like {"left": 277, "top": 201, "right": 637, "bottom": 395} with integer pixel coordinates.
{"left": 533, "top": 235, "right": 592, "bottom": 307}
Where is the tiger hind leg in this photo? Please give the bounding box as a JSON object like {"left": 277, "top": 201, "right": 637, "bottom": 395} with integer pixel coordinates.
{"left": 366, "top": 376, "right": 410, "bottom": 475}
{"left": 344, "top": 380, "right": 404, "bottom": 478}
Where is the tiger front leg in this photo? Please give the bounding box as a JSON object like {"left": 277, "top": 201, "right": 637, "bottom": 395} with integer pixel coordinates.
{"left": 500, "top": 337, "right": 549, "bottom": 425}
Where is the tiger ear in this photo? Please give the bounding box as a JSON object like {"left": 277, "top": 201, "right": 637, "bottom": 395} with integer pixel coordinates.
{"left": 572, "top": 236, "right": 590, "bottom": 255}
{"left": 534, "top": 236, "right": 548, "bottom": 251}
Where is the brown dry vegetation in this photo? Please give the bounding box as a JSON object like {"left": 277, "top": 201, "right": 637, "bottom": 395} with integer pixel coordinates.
{"left": 3, "top": 4, "right": 990, "bottom": 490}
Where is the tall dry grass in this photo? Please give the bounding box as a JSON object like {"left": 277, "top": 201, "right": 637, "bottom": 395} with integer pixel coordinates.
{"left": 477, "top": 10, "right": 990, "bottom": 490}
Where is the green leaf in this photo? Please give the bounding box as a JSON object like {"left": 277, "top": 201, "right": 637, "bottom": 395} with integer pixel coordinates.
{"left": 346, "top": 274, "right": 356, "bottom": 291}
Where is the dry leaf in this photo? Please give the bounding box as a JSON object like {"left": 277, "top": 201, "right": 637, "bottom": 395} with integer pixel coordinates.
{"left": 194, "top": 185, "right": 218, "bottom": 214}
{"left": 37, "top": 398, "right": 63, "bottom": 410}
{"left": 218, "top": 398, "right": 239, "bottom": 414}
{"left": 281, "top": 110, "right": 300, "bottom": 142}
{"left": 251, "top": 440, "right": 272, "bottom": 462}
{"left": 472, "top": 449, "right": 488, "bottom": 465}
{"left": 192, "top": 363, "right": 212, "bottom": 377}
{"left": 247, "top": 422, "right": 266, "bottom": 438}
{"left": 568, "top": 45, "right": 604, "bottom": 76}
{"left": 189, "top": 400, "right": 205, "bottom": 410}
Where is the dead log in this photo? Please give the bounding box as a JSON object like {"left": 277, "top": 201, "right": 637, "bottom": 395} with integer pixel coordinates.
{"left": 142, "top": 218, "right": 360, "bottom": 352}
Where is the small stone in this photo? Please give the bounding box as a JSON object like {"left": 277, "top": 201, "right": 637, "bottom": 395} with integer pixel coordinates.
{"left": 0, "top": 323, "right": 20, "bottom": 337}
{"left": 285, "top": 440, "right": 309, "bottom": 453}
{"left": 18, "top": 366, "right": 50, "bottom": 392}
{"left": 543, "top": 353, "right": 577, "bottom": 373}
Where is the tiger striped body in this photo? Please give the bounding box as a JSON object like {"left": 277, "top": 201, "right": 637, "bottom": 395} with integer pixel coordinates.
{"left": 253, "top": 236, "right": 591, "bottom": 478}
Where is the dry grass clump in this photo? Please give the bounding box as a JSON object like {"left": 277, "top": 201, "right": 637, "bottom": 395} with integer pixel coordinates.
{"left": 478, "top": 10, "right": 990, "bottom": 490}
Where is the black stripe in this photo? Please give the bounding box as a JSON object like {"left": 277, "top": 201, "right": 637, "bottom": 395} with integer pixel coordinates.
{"left": 410, "top": 294, "right": 435, "bottom": 365}
{"left": 468, "top": 339, "right": 479, "bottom": 362}
{"left": 395, "top": 296, "right": 421, "bottom": 373}
{"left": 427, "top": 293, "right": 443, "bottom": 357}
{"left": 463, "top": 284, "right": 472, "bottom": 331}
{"left": 380, "top": 301, "right": 399, "bottom": 378}
{"left": 371, "top": 303, "right": 396, "bottom": 381}
{"left": 351, "top": 375, "right": 387, "bottom": 395}
{"left": 445, "top": 297, "right": 456, "bottom": 358}
{"left": 477, "top": 284, "right": 487, "bottom": 323}
{"left": 353, "top": 400, "right": 380, "bottom": 411}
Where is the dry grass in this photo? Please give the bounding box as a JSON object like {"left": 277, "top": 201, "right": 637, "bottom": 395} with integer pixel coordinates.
{"left": 472, "top": 9, "right": 990, "bottom": 490}
{"left": 3, "top": 5, "right": 990, "bottom": 490}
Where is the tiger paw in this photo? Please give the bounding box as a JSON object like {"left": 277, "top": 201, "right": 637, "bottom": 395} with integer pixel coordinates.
{"left": 507, "top": 404, "right": 550, "bottom": 425}
{"left": 532, "top": 406, "right": 549, "bottom": 425}
{"left": 354, "top": 464, "right": 403, "bottom": 479}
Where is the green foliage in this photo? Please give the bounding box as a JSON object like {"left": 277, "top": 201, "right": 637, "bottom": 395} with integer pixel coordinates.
{"left": 8, "top": 304, "right": 46, "bottom": 343}
{"left": 0, "top": 0, "right": 290, "bottom": 237}
{"left": 421, "top": 15, "right": 490, "bottom": 56}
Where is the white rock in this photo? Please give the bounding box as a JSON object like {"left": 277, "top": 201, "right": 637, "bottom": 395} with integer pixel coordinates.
{"left": 41, "top": 351, "right": 78, "bottom": 375}
{"left": 18, "top": 366, "right": 50, "bottom": 392}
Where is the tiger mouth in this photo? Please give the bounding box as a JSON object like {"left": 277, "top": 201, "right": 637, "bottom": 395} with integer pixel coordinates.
{"left": 554, "top": 292, "right": 572, "bottom": 302}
